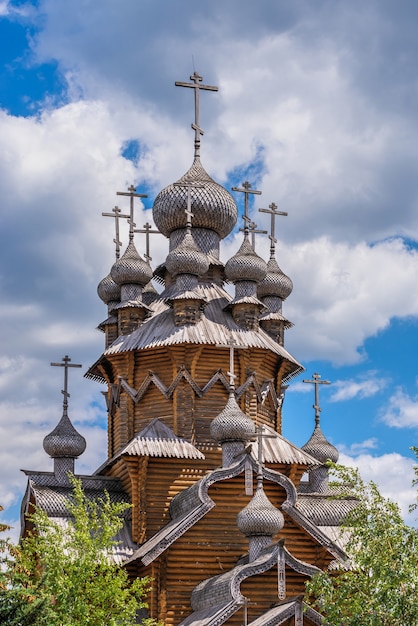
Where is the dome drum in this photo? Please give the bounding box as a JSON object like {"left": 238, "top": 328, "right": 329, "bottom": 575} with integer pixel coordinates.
{"left": 260, "top": 318, "right": 285, "bottom": 345}
{"left": 307, "top": 466, "right": 331, "bottom": 493}
{"left": 172, "top": 298, "right": 204, "bottom": 326}
{"left": 119, "top": 283, "right": 144, "bottom": 303}
{"left": 118, "top": 306, "right": 148, "bottom": 336}
{"left": 231, "top": 302, "right": 260, "bottom": 332}
{"left": 260, "top": 295, "right": 283, "bottom": 314}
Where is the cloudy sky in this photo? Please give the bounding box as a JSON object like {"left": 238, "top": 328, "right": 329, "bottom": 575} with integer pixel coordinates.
{"left": 1, "top": 0, "right": 417, "bottom": 536}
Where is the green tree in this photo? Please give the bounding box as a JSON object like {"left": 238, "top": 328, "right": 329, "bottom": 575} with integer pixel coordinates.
{"left": 306, "top": 460, "right": 418, "bottom": 626}
{"left": 0, "top": 478, "right": 154, "bottom": 626}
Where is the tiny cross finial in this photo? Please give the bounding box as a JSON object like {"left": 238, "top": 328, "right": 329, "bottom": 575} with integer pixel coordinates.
{"left": 175, "top": 72, "right": 218, "bottom": 158}
{"left": 239, "top": 220, "right": 267, "bottom": 251}
{"left": 232, "top": 180, "right": 261, "bottom": 239}
{"left": 116, "top": 185, "right": 148, "bottom": 242}
{"left": 226, "top": 336, "right": 237, "bottom": 390}
{"left": 259, "top": 202, "right": 288, "bottom": 258}
{"left": 101, "top": 205, "right": 130, "bottom": 259}
{"left": 302, "top": 372, "right": 331, "bottom": 426}
{"left": 232, "top": 181, "right": 262, "bottom": 239}
{"left": 133, "top": 222, "right": 160, "bottom": 263}
{"left": 50, "top": 355, "right": 82, "bottom": 416}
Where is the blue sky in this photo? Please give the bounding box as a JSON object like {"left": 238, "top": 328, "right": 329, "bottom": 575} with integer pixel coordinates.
{"left": 0, "top": 0, "right": 418, "bottom": 536}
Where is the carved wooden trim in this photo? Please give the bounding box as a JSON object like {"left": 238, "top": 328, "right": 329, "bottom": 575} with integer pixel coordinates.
{"left": 116, "top": 366, "right": 280, "bottom": 410}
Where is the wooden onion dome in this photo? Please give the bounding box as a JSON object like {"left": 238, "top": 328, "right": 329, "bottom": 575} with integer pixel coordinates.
{"left": 97, "top": 272, "right": 121, "bottom": 347}
{"left": 153, "top": 157, "right": 237, "bottom": 258}
{"left": 210, "top": 390, "right": 255, "bottom": 467}
{"left": 43, "top": 356, "right": 86, "bottom": 484}
{"left": 237, "top": 477, "right": 284, "bottom": 561}
{"left": 301, "top": 373, "right": 339, "bottom": 493}
{"left": 110, "top": 241, "right": 152, "bottom": 335}
{"left": 165, "top": 230, "right": 209, "bottom": 324}
{"left": 258, "top": 255, "right": 294, "bottom": 345}
{"left": 224, "top": 236, "right": 267, "bottom": 330}
{"left": 301, "top": 423, "right": 339, "bottom": 493}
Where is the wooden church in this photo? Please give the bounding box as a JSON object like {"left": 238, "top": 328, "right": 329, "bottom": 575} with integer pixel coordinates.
{"left": 21, "top": 73, "right": 355, "bottom": 625}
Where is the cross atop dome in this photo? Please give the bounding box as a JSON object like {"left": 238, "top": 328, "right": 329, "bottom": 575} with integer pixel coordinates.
{"left": 259, "top": 202, "right": 288, "bottom": 258}
{"left": 133, "top": 222, "right": 160, "bottom": 264}
{"left": 50, "top": 355, "right": 82, "bottom": 417}
{"left": 232, "top": 181, "right": 262, "bottom": 239}
{"left": 175, "top": 71, "right": 218, "bottom": 158}
{"left": 239, "top": 220, "right": 267, "bottom": 251}
{"left": 303, "top": 372, "right": 331, "bottom": 426}
{"left": 101, "top": 205, "right": 129, "bottom": 259}
{"left": 116, "top": 184, "right": 148, "bottom": 242}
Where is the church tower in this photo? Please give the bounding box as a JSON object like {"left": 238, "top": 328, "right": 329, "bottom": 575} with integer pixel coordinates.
{"left": 22, "top": 73, "right": 354, "bottom": 626}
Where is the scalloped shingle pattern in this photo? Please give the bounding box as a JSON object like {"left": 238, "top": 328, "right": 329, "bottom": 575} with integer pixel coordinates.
{"left": 153, "top": 158, "right": 238, "bottom": 239}
{"left": 225, "top": 238, "right": 267, "bottom": 283}
{"left": 111, "top": 241, "right": 152, "bottom": 287}
{"left": 43, "top": 414, "right": 86, "bottom": 459}
{"left": 257, "top": 256, "right": 293, "bottom": 300}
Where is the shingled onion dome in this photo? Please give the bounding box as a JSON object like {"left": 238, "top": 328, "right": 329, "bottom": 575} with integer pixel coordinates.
{"left": 258, "top": 255, "right": 293, "bottom": 301}
{"left": 164, "top": 204, "right": 211, "bottom": 324}
{"left": 166, "top": 231, "right": 210, "bottom": 279}
{"left": 43, "top": 414, "right": 86, "bottom": 485}
{"left": 210, "top": 392, "right": 255, "bottom": 467}
{"left": 97, "top": 272, "right": 121, "bottom": 311}
{"left": 97, "top": 272, "right": 121, "bottom": 347}
{"left": 237, "top": 477, "right": 284, "bottom": 562}
{"left": 110, "top": 241, "right": 153, "bottom": 335}
{"left": 153, "top": 158, "right": 238, "bottom": 258}
{"left": 258, "top": 255, "right": 293, "bottom": 345}
{"left": 302, "top": 423, "right": 339, "bottom": 493}
{"left": 224, "top": 237, "right": 267, "bottom": 330}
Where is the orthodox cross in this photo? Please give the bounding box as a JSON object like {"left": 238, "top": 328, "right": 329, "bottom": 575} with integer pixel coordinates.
{"left": 175, "top": 71, "right": 218, "bottom": 158}
{"left": 116, "top": 184, "right": 148, "bottom": 242}
{"left": 133, "top": 222, "right": 160, "bottom": 263}
{"left": 173, "top": 180, "right": 205, "bottom": 231}
{"left": 239, "top": 220, "right": 267, "bottom": 251}
{"left": 259, "top": 202, "right": 288, "bottom": 258}
{"left": 232, "top": 181, "right": 262, "bottom": 238}
{"left": 101, "top": 205, "right": 130, "bottom": 259}
{"left": 302, "top": 372, "right": 331, "bottom": 426}
{"left": 215, "top": 336, "right": 247, "bottom": 390}
{"left": 50, "top": 355, "right": 82, "bottom": 415}
{"left": 254, "top": 423, "right": 276, "bottom": 472}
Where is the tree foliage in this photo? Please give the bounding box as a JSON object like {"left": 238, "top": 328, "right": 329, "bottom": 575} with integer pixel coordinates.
{"left": 0, "top": 477, "right": 155, "bottom": 626}
{"left": 306, "top": 460, "right": 418, "bottom": 625}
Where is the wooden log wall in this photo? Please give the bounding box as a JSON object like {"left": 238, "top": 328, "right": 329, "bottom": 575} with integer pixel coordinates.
{"left": 125, "top": 473, "right": 334, "bottom": 626}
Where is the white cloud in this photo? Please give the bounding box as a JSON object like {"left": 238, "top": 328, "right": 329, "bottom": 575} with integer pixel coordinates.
{"left": 338, "top": 438, "right": 379, "bottom": 456}
{"left": 380, "top": 388, "right": 418, "bottom": 428}
{"left": 282, "top": 237, "right": 418, "bottom": 363}
{"left": 339, "top": 451, "right": 417, "bottom": 525}
{"left": 330, "top": 374, "right": 388, "bottom": 402}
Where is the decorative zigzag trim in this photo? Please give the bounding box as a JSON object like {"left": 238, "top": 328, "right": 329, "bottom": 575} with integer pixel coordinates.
{"left": 107, "top": 365, "right": 279, "bottom": 411}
